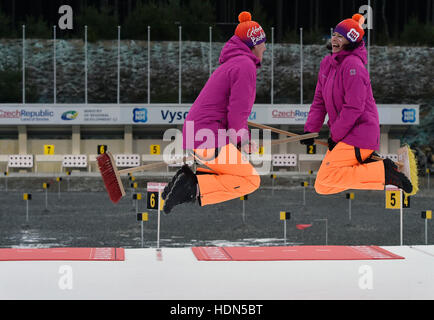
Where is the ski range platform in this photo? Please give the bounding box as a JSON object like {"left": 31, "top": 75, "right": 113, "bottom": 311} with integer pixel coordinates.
{"left": 0, "top": 245, "right": 432, "bottom": 300}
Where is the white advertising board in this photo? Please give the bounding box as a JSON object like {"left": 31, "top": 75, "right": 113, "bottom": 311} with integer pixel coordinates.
{"left": 0, "top": 104, "right": 419, "bottom": 125}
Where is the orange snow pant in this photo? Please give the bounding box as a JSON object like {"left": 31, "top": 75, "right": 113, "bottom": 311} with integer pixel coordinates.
{"left": 192, "top": 143, "right": 260, "bottom": 206}
{"left": 314, "top": 141, "right": 385, "bottom": 195}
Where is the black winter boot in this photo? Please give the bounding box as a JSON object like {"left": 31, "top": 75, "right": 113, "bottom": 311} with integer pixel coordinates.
{"left": 162, "top": 164, "right": 189, "bottom": 200}
{"left": 384, "top": 158, "right": 413, "bottom": 193}
{"left": 163, "top": 165, "right": 198, "bottom": 214}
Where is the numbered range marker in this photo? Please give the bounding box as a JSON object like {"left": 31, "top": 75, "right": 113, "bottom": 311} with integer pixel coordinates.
{"left": 133, "top": 193, "right": 142, "bottom": 200}
{"left": 346, "top": 192, "right": 355, "bottom": 200}
{"left": 146, "top": 182, "right": 167, "bottom": 210}
{"left": 385, "top": 188, "right": 410, "bottom": 209}
{"left": 385, "top": 189, "right": 400, "bottom": 209}
{"left": 44, "top": 145, "right": 55, "bottom": 155}
{"left": 280, "top": 211, "right": 290, "bottom": 220}
{"left": 137, "top": 212, "right": 148, "bottom": 221}
{"left": 23, "top": 193, "right": 32, "bottom": 200}
{"left": 306, "top": 144, "right": 316, "bottom": 154}
{"left": 146, "top": 182, "right": 167, "bottom": 250}
{"left": 97, "top": 145, "right": 108, "bottom": 155}
{"left": 150, "top": 144, "right": 161, "bottom": 155}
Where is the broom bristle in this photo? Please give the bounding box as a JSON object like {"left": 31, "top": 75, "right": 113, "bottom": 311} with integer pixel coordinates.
{"left": 406, "top": 145, "right": 419, "bottom": 196}
{"left": 397, "top": 144, "right": 419, "bottom": 196}
{"left": 97, "top": 152, "right": 126, "bottom": 203}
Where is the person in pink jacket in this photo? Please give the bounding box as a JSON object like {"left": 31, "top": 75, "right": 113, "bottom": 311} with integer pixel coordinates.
{"left": 301, "top": 14, "right": 412, "bottom": 195}
{"left": 162, "top": 11, "right": 266, "bottom": 214}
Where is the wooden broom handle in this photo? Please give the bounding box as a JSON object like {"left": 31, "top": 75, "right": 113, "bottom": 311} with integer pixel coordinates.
{"left": 118, "top": 132, "right": 317, "bottom": 175}
{"left": 119, "top": 120, "right": 400, "bottom": 175}
{"left": 248, "top": 121, "right": 401, "bottom": 166}
{"left": 270, "top": 132, "right": 318, "bottom": 145}
{"left": 248, "top": 121, "right": 327, "bottom": 146}
{"left": 118, "top": 156, "right": 195, "bottom": 174}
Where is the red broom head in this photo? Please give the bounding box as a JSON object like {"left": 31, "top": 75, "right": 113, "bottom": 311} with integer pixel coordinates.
{"left": 97, "top": 152, "right": 125, "bottom": 203}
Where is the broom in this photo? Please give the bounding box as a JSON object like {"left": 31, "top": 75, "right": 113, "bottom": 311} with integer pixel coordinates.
{"left": 248, "top": 121, "right": 419, "bottom": 195}
{"left": 248, "top": 121, "right": 399, "bottom": 163}
{"left": 97, "top": 151, "right": 125, "bottom": 203}
{"left": 97, "top": 152, "right": 194, "bottom": 203}
{"left": 97, "top": 132, "right": 319, "bottom": 203}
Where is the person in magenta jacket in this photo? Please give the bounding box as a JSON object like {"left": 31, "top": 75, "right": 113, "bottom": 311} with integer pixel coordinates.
{"left": 162, "top": 11, "right": 266, "bottom": 214}
{"left": 181, "top": 31, "right": 259, "bottom": 150}
{"left": 301, "top": 14, "right": 412, "bottom": 195}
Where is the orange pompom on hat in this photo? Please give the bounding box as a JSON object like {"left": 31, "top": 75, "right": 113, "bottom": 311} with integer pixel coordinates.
{"left": 334, "top": 13, "right": 365, "bottom": 43}
{"left": 234, "top": 11, "right": 266, "bottom": 48}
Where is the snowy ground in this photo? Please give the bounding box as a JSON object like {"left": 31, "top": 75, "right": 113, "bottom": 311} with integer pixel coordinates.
{"left": 0, "top": 246, "right": 433, "bottom": 300}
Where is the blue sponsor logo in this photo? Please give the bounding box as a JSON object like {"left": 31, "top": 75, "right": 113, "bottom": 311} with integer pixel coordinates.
{"left": 133, "top": 108, "right": 148, "bottom": 123}
{"left": 61, "top": 110, "right": 78, "bottom": 120}
{"left": 402, "top": 108, "right": 416, "bottom": 123}
{"left": 161, "top": 110, "right": 189, "bottom": 123}
{"left": 249, "top": 111, "right": 256, "bottom": 120}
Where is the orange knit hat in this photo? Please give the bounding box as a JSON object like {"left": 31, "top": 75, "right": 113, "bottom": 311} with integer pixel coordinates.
{"left": 334, "top": 14, "right": 365, "bottom": 43}
{"left": 234, "top": 11, "right": 266, "bottom": 48}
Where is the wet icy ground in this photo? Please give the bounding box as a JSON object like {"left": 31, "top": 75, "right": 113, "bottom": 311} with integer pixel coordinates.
{"left": 0, "top": 174, "right": 432, "bottom": 248}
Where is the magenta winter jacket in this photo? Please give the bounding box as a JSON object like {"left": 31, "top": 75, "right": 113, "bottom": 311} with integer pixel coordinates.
{"left": 304, "top": 41, "right": 380, "bottom": 150}
{"left": 183, "top": 35, "right": 260, "bottom": 150}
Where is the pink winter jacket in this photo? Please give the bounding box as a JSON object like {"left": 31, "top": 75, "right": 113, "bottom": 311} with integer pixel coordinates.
{"left": 304, "top": 41, "right": 380, "bottom": 150}
{"left": 183, "top": 35, "right": 260, "bottom": 150}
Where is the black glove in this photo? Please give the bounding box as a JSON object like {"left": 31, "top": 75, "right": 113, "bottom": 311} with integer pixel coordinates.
{"left": 328, "top": 137, "right": 337, "bottom": 151}
{"left": 300, "top": 132, "right": 315, "bottom": 145}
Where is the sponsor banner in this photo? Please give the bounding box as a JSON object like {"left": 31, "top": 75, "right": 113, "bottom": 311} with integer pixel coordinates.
{"left": 0, "top": 104, "right": 419, "bottom": 125}
{"left": 256, "top": 104, "right": 419, "bottom": 125}
{"left": 0, "top": 105, "right": 120, "bottom": 124}
{"left": 129, "top": 106, "right": 259, "bottom": 124}
{"left": 261, "top": 104, "right": 311, "bottom": 124}
{"left": 378, "top": 105, "right": 419, "bottom": 125}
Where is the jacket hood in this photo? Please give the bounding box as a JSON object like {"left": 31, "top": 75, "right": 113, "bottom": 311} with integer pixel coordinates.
{"left": 331, "top": 40, "right": 367, "bottom": 66}
{"left": 219, "top": 35, "right": 261, "bottom": 68}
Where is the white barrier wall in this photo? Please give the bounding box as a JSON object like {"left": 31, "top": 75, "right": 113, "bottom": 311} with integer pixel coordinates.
{"left": 0, "top": 104, "right": 420, "bottom": 125}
